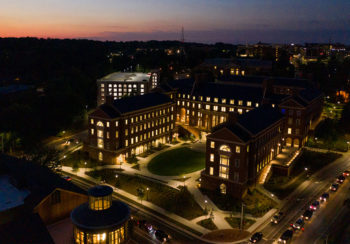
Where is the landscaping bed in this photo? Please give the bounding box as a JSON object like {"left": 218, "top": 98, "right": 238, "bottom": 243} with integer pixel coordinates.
{"left": 147, "top": 147, "right": 205, "bottom": 176}
{"left": 86, "top": 169, "right": 204, "bottom": 220}
{"left": 264, "top": 149, "right": 342, "bottom": 199}
{"left": 225, "top": 217, "right": 255, "bottom": 230}
{"left": 200, "top": 188, "right": 277, "bottom": 217}
{"left": 202, "top": 229, "right": 250, "bottom": 242}
{"left": 197, "top": 218, "right": 217, "bottom": 230}
{"left": 61, "top": 150, "right": 111, "bottom": 169}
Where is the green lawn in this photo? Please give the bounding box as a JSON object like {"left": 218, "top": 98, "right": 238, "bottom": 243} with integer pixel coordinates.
{"left": 86, "top": 169, "right": 204, "bottom": 220}
{"left": 264, "top": 149, "right": 342, "bottom": 199}
{"left": 197, "top": 218, "right": 217, "bottom": 230}
{"left": 147, "top": 147, "right": 205, "bottom": 176}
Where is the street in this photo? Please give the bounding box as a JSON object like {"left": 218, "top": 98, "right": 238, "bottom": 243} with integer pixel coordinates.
{"left": 253, "top": 152, "right": 350, "bottom": 244}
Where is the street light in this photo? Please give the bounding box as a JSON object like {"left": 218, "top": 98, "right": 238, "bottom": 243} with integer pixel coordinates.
{"left": 347, "top": 141, "right": 349, "bottom": 151}
{"left": 204, "top": 200, "right": 208, "bottom": 213}
{"left": 63, "top": 155, "right": 66, "bottom": 159}
{"left": 146, "top": 187, "right": 149, "bottom": 201}
{"left": 305, "top": 167, "right": 308, "bottom": 171}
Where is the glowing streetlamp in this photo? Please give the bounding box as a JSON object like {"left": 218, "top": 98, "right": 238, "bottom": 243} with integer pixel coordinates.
{"left": 146, "top": 187, "right": 149, "bottom": 201}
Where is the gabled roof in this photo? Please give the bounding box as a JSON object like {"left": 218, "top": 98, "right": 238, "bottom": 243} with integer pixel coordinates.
{"left": 112, "top": 92, "right": 172, "bottom": 114}
{"left": 193, "top": 83, "right": 264, "bottom": 102}
{"left": 0, "top": 155, "right": 86, "bottom": 210}
{"left": 237, "top": 106, "right": 284, "bottom": 135}
{"left": 211, "top": 106, "right": 284, "bottom": 142}
{"left": 298, "top": 88, "right": 323, "bottom": 103}
{"left": 89, "top": 104, "right": 120, "bottom": 118}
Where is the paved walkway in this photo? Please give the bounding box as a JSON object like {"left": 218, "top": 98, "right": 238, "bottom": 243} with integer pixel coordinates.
{"left": 62, "top": 140, "right": 280, "bottom": 242}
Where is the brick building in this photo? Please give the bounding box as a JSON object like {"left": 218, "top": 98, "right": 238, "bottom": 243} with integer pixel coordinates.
{"left": 85, "top": 93, "right": 175, "bottom": 164}
{"left": 201, "top": 107, "right": 285, "bottom": 198}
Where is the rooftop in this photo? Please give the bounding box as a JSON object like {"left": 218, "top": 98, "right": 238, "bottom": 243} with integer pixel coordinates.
{"left": 71, "top": 200, "right": 130, "bottom": 231}
{"left": 88, "top": 185, "right": 113, "bottom": 197}
{"left": 98, "top": 72, "right": 150, "bottom": 83}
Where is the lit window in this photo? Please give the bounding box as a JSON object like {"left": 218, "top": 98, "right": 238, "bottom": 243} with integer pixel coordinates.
{"left": 214, "top": 97, "right": 218, "bottom": 103}
{"left": 125, "top": 140, "right": 128, "bottom": 146}
{"left": 222, "top": 98, "right": 226, "bottom": 104}
{"left": 115, "top": 121, "right": 119, "bottom": 127}
{"left": 288, "top": 128, "right": 292, "bottom": 134}
{"left": 210, "top": 141, "right": 215, "bottom": 148}
{"left": 220, "top": 145, "right": 231, "bottom": 152}
{"left": 125, "top": 129, "right": 128, "bottom": 136}
{"left": 106, "top": 132, "right": 110, "bottom": 139}
{"left": 210, "top": 167, "right": 214, "bottom": 175}
{"left": 230, "top": 99, "right": 234, "bottom": 104}
{"left": 247, "top": 101, "right": 252, "bottom": 107}
{"left": 115, "top": 131, "right": 119, "bottom": 138}
{"left": 236, "top": 146, "right": 240, "bottom": 153}
{"left": 125, "top": 119, "right": 128, "bottom": 125}
{"left": 220, "top": 184, "right": 226, "bottom": 194}
{"left": 255, "top": 103, "right": 259, "bottom": 107}
{"left": 106, "top": 122, "right": 110, "bottom": 127}
{"left": 238, "top": 100, "right": 243, "bottom": 106}
{"left": 98, "top": 152, "right": 103, "bottom": 161}
{"left": 213, "top": 106, "right": 218, "bottom": 111}
{"left": 91, "top": 128, "right": 94, "bottom": 135}
{"left": 90, "top": 119, "right": 94, "bottom": 124}
{"left": 221, "top": 107, "right": 226, "bottom": 112}
{"left": 97, "top": 121, "right": 104, "bottom": 127}
{"left": 206, "top": 97, "right": 211, "bottom": 102}
{"left": 206, "top": 105, "right": 210, "bottom": 110}
{"left": 97, "top": 138, "right": 103, "bottom": 148}
{"left": 97, "top": 130, "right": 103, "bottom": 138}
{"left": 210, "top": 154, "right": 214, "bottom": 162}
{"left": 219, "top": 155, "right": 229, "bottom": 179}
{"left": 272, "top": 104, "right": 275, "bottom": 108}
{"left": 238, "top": 109, "right": 243, "bottom": 114}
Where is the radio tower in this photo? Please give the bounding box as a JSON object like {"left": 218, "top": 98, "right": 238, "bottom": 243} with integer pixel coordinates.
{"left": 180, "top": 26, "right": 185, "bottom": 43}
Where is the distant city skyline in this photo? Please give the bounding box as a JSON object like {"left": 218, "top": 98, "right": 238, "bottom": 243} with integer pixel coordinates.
{"left": 1, "top": 0, "right": 349, "bottom": 44}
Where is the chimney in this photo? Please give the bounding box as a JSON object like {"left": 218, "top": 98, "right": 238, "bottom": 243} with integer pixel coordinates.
{"left": 105, "top": 95, "right": 114, "bottom": 105}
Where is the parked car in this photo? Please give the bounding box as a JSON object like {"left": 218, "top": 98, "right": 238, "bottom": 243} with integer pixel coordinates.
{"left": 278, "top": 228, "right": 293, "bottom": 243}
{"left": 319, "top": 193, "right": 329, "bottom": 202}
{"left": 301, "top": 209, "right": 313, "bottom": 220}
{"left": 330, "top": 183, "right": 339, "bottom": 192}
{"left": 309, "top": 201, "right": 320, "bottom": 211}
{"left": 249, "top": 232, "right": 263, "bottom": 243}
{"left": 292, "top": 218, "right": 305, "bottom": 231}
{"left": 343, "top": 170, "right": 350, "bottom": 177}
{"left": 138, "top": 220, "right": 155, "bottom": 234}
{"left": 62, "top": 176, "right": 72, "bottom": 181}
{"left": 337, "top": 175, "right": 345, "bottom": 184}
{"left": 271, "top": 212, "right": 284, "bottom": 224}
{"left": 155, "top": 229, "right": 171, "bottom": 242}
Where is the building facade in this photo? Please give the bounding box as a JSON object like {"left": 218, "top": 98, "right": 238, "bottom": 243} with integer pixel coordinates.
{"left": 97, "top": 71, "right": 159, "bottom": 105}
{"left": 85, "top": 93, "right": 175, "bottom": 164}
{"left": 71, "top": 185, "right": 130, "bottom": 244}
{"left": 201, "top": 107, "right": 285, "bottom": 198}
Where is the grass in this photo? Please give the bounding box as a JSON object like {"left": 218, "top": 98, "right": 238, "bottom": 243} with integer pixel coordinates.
{"left": 147, "top": 147, "right": 205, "bottom": 176}
{"left": 131, "top": 164, "right": 140, "bottom": 170}
{"left": 202, "top": 229, "right": 250, "bottom": 242}
{"left": 264, "top": 149, "right": 342, "bottom": 199}
{"left": 225, "top": 217, "right": 256, "bottom": 230}
{"left": 86, "top": 169, "right": 204, "bottom": 220}
{"left": 197, "top": 218, "right": 217, "bottom": 230}
{"left": 201, "top": 188, "right": 277, "bottom": 217}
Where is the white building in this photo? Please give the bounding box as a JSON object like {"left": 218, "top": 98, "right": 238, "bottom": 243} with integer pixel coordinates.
{"left": 97, "top": 71, "right": 159, "bottom": 105}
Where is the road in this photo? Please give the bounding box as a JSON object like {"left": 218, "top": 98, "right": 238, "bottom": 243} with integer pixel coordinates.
{"left": 252, "top": 152, "right": 350, "bottom": 244}
{"left": 70, "top": 174, "right": 199, "bottom": 244}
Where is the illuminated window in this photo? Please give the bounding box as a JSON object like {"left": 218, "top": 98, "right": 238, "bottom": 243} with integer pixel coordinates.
{"left": 210, "top": 154, "right": 214, "bottom": 162}
{"left": 97, "top": 138, "right": 103, "bottom": 148}
{"left": 238, "top": 109, "right": 243, "bottom": 114}
{"left": 219, "top": 155, "right": 229, "bottom": 179}
{"left": 125, "top": 119, "right": 128, "bottom": 125}
{"left": 288, "top": 128, "right": 292, "bottom": 134}
{"left": 220, "top": 184, "right": 226, "bottom": 194}
{"left": 210, "top": 141, "right": 215, "bottom": 148}
{"left": 125, "top": 129, "right": 128, "bottom": 136}
{"left": 206, "top": 105, "right": 210, "bottom": 110}
{"left": 97, "top": 130, "right": 103, "bottom": 138}
{"left": 272, "top": 104, "right": 275, "bottom": 108}
{"left": 213, "top": 106, "right": 218, "bottom": 111}
{"left": 91, "top": 129, "right": 94, "bottom": 135}
{"left": 220, "top": 145, "right": 231, "bottom": 152}
{"left": 115, "top": 131, "right": 119, "bottom": 138}
{"left": 230, "top": 99, "right": 234, "bottom": 104}
{"left": 106, "top": 122, "right": 110, "bottom": 127}
{"left": 210, "top": 167, "right": 214, "bottom": 175}
{"left": 125, "top": 140, "right": 128, "bottom": 146}
{"left": 214, "top": 97, "right": 218, "bottom": 103}
{"left": 255, "top": 103, "right": 259, "bottom": 107}
{"left": 247, "top": 101, "right": 252, "bottom": 107}
{"left": 106, "top": 132, "right": 110, "bottom": 139}
{"left": 206, "top": 97, "right": 211, "bottom": 102}
{"left": 221, "top": 107, "right": 226, "bottom": 112}
{"left": 236, "top": 146, "right": 240, "bottom": 153}
{"left": 115, "top": 121, "right": 119, "bottom": 127}
{"left": 90, "top": 119, "right": 94, "bottom": 124}
{"left": 97, "top": 121, "right": 104, "bottom": 127}
{"left": 238, "top": 100, "right": 243, "bottom": 106}
{"left": 98, "top": 152, "right": 103, "bottom": 161}
{"left": 222, "top": 98, "right": 226, "bottom": 104}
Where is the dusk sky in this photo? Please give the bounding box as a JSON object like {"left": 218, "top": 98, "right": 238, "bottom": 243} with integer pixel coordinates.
{"left": 1, "top": 0, "right": 349, "bottom": 44}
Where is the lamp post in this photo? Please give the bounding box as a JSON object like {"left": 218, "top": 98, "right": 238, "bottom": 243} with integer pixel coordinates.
{"left": 347, "top": 141, "right": 349, "bottom": 151}
{"left": 204, "top": 200, "right": 208, "bottom": 213}
{"left": 146, "top": 187, "right": 149, "bottom": 201}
